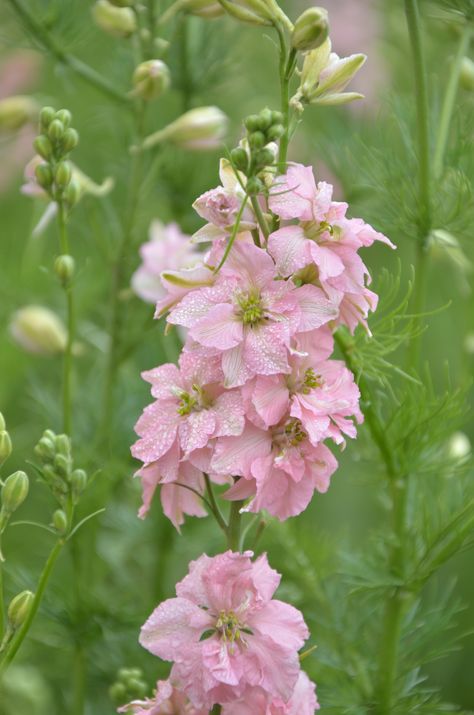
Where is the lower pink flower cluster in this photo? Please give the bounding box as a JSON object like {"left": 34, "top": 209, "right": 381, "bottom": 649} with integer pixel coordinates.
{"left": 119, "top": 551, "right": 319, "bottom": 714}
{"left": 132, "top": 162, "right": 393, "bottom": 528}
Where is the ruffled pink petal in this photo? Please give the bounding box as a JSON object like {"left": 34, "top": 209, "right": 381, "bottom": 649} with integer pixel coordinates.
{"left": 267, "top": 226, "right": 309, "bottom": 278}
{"left": 132, "top": 402, "right": 179, "bottom": 463}
{"left": 243, "top": 323, "right": 291, "bottom": 377}
{"left": 139, "top": 597, "right": 212, "bottom": 661}
{"left": 249, "top": 600, "right": 309, "bottom": 652}
{"left": 212, "top": 424, "right": 271, "bottom": 478}
{"left": 190, "top": 303, "right": 243, "bottom": 350}
{"left": 250, "top": 375, "right": 289, "bottom": 428}
{"left": 179, "top": 409, "right": 217, "bottom": 454}
{"left": 294, "top": 284, "right": 339, "bottom": 332}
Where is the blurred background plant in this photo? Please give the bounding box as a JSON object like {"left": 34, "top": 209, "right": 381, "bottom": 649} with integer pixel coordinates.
{"left": 0, "top": 0, "right": 473, "bottom": 713}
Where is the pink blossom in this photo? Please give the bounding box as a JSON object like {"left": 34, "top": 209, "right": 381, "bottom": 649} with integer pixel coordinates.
{"left": 131, "top": 352, "right": 245, "bottom": 527}
{"left": 269, "top": 164, "right": 333, "bottom": 222}
{"left": 132, "top": 222, "right": 202, "bottom": 304}
{"left": 167, "top": 242, "right": 338, "bottom": 387}
{"left": 223, "top": 672, "right": 319, "bottom": 714}
{"left": 118, "top": 679, "right": 207, "bottom": 714}
{"left": 212, "top": 419, "right": 338, "bottom": 520}
{"left": 140, "top": 551, "right": 309, "bottom": 709}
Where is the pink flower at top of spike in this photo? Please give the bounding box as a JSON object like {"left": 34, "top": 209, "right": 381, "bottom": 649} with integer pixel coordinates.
{"left": 212, "top": 419, "right": 338, "bottom": 521}
{"left": 192, "top": 158, "right": 256, "bottom": 243}
{"left": 118, "top": 679, "right": 208, "bottom": 714}
{"left": 139, "top": 551, "right": 309, "bottom": 709}
{"left": 132, "top": 222, "right": 202, "bottom": 304}
{"left": 223, "top": 671, "right": 319, "bottom": 714}
{"left": 131, "top": 351, "right": 245, "bottom": 527}
{"left": 167, "top": 242, "right": 338, "bottom": 387}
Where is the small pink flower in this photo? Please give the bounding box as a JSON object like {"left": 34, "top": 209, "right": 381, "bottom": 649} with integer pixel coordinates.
{"left": 223, "top": 671, "right": 319, "bottom": 714}
{"left": 269, "top": 164, "right": 333, "bottom": 223}
{"left": 212, "top": 420, "right": 338, "bottom": 520}
{"left": 168, "top": 242, "right": 337, "bottom": 387}
{"left": 140, "top": 551, "right": 309, "bottom": 709}
{"left": 118, "top": 679, "right": 207, "bottom": 714}
{"left": 132, "top": 222, "right": 202, "bottom": 304}
{"left": 131, "top": 352, "right": 245, "bottom": 527}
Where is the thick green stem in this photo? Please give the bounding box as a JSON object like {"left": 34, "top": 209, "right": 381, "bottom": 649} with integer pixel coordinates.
{"left": 58, "top": 203, "right": 74, "bottom": 436}
{"left": 227, "top": 500, "right": 244, "bottom": 552}
{"left": 433, "top": 25, "right": 472, "bottom": 179}
{"left": 6, "top": 0, "right": 131, "bottom": 107}
{"left": 204, "top": 475, "right": 228, "bottom": 535}
{"left": 0, "top": 539, "right": 64, "bottom": 675}
{"left": 277, "top": 32, "right": 295, "bottom": 173}
{"left": 211, "top": 705, "right": 222, "bottom": 715}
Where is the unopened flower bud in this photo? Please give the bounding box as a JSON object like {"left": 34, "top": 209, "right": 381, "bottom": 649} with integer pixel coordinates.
{"left": 34, "top": 435, "right": 56, "bottom": 462}
{"left": 248, "top": 130, "right": 266, "bottom": 149}
{"left": 54, "top": 255, "right": 75, "bottom": 285}
{"left": 55, "top": 109, "right": 72, "bottom": 127}
{"left": 246, "top": 176, "right": 264, "bottom": 195}
{"left": 256, "top": 107, "right": 273, "bottom": 131}
{"left": 142, "top": 106, "right": 228, "bottom": 151}
{"left": 55, "top": 161, "right": 72, "bottom": 188}
{"left": 33, "top": 135, "right": 53, "bottom": 160}
{"left": 34, "top": 162, "right": 54, "bottom": 191}
{"left": 10, "top": 306, "right": 67, "bottom": 356}
{"left": 255, "top": 146, "right": 275, "bottom": 166}
{"left": 244, "top": 114, "right": 260, "bottom": 132}
{"left": 0, "top": 413, "right": 5, "bottom": 431}
{"left": 39, "top": 106, "right": 56, "bottom": 132}
{"left": 48, "top": 118, "right": 65, "bottom": 143}
{"left": 0, "top": 431, "right": 12, "bottom": 467}
{"left": 132, "top": 60, "right": 171, "bottom": 100}
{"left": 448, "top": 431, "right": 471, "bottom": 460}
{"left": 218, "top": 0, "right": 285, "bottom": 27}
{"left": 230, "top": 147, "right": 249, "bottom": 172}
{"left": 62, "top": 127, "right": 79, "bottom": 153}
{"left": 292, "top": 7, "right": 329, "bottom": 52}
{"left": 271, "top": 110, "right": 283, "bottom": 124}
{"left": 460, "top": 57, "right": 474, "bottom": 92}
{"left": 109, "top": 682, "right": 127, "bottom": 704}
{"left": 71, "top": 469, "right": 88, "bottom": 502}
{"left": 52, "top": 509, "right": 68, "bottom": 534}
{"left": 55, "top": 434, "right": 71, "bottom": 458}
{"left": 64, "top": 179, "right": 81, "bottom": 208}
{"left": 1, "top": 471, "right": 29, "bottom": 514}
{"left": 184, "top": 0, "right": 224, "bottom": 18}
{"left": 54, "top": 454, "right": 70, "bottom": 479}
{"left": 267, "top": 123, "right": 284, "bottom": 141}
{"left": 92, "top": 0, "right": 137, "bottom": 37}
{"left": 8, "top": 591, "right": 34, "bottom": 630}
{"left": 0, "top": 95, "right": 38, "bottom": 132}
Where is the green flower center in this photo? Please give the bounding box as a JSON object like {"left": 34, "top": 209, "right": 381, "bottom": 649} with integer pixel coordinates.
{"left": 176, "top": 384, "right": 211, "bottom": 416}
{"left": 284, "top": 418, "right": 307, "bottom": 446}
{"left": 237, "top": 292, "right": 264, "bottom": 326}
{"left": 301, "top": 367, "right": 323, "bottom": 394}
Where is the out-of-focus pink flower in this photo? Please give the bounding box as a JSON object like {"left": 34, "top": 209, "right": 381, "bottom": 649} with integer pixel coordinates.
{"left": 223, "top": 671, "right": 319, "bottom": 714}
{"left": 118, "top": 678, "right": 207, "bottom": 714}
{"left": 140, "top": 551, "right": 309, "bottom": 709}
{"left": 132, "top": 222, "right": 203, "bottom": 304}
{"left": 167, "top": 241, "right": 338, "bottom": 388}
{"left": 131, "top": 351, "right": 244, "bottom": 527}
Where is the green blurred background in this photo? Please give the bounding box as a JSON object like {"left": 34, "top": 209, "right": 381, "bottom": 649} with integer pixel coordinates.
{"left": 0, "top": 0, "right": 473, "bottom": 712}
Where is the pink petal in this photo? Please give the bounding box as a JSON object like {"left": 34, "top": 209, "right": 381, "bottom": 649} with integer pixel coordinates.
{"left": 268, "top": 226, "right": 309, "bottom": 277}
{"left": 139, "top": 597, "right": 211, "bottom": 661}
{"left": 190, "top": 303, "right": 243, "bottom": 349}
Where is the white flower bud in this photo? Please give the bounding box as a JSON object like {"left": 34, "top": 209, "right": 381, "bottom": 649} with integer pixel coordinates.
{"left": 218, "top": 0, "right": 291, "bottom": 28}
{"left": 10, "top": 306, "right": 67, "bottom": 356}
{"left": 132, "top": 60, "right": 171, "bottom": 100}
{"left": 92, "top": 0, "right": 137, "bottom": 37}
{"left": 292, "top": 7, "right": 329, "bottom": 52}
{"left": 448, "top": 431, "right": 471, "bottom": 461}
{"left": 1, "top": 471, "right": 29, "bottom": 515}
{"left": 142, "top": 106, "right": 228, "bottom": 151}
{"left": 0, "top": 95, "right": 38, "bottom": 132}
{"left": 460, "top": 57, "right": 474, "bottom": 92}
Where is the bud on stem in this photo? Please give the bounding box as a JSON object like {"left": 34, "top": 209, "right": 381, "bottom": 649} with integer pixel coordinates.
{"left": 8, "top": 590, "right": 35, "bottom": 630}
{"left": 1, "top": 471, "right": 29, "bottom": 516}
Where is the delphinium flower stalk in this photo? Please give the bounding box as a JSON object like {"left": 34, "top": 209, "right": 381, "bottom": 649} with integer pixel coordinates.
{"left": 125, "top": 4, "right": 394, "bottom": 712}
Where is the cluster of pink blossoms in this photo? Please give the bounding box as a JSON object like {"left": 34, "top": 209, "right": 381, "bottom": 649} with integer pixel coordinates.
{"left": 132, "top": 162, "right": 394, "bottom": 528}
{"left": 129, "top": 161, "right": 394, "bottom": 713}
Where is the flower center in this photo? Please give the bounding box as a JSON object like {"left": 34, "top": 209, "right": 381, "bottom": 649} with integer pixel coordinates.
{"left": 237, "top": 292, "right": 264, "bottom": 326}
{"left": 176, "top": 384, "right": 211, "bottom": 416}
{"left": 215, "top": 610, "right": 245, "bottom": 645}
{"left": 301, "top": 367, "right": 323, "bottom": 394}
{"left": 284, "top": 418, "right": 307, "bottom": 446}
{"left": 302, "top": 219, "right": 335, "bottom": 241}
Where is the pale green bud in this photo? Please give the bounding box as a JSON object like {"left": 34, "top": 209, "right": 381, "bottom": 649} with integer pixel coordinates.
{"left": 0, "top": 413, "right": 5, "bottom": 431}
{"left": 54, "top": 255, "right": 75, "bottom": 285}
{"left": 54, "top": 453, "right": 71, "bottom": 478}
{"left": 460, "top": 57, "right": 474, "bottom": 91}
{"left": 1, "top": 471, "right": 29, "bottom": 514}
{"left": 33, "top": 134, "right": 53, "bottom": 161}
{"left": 65, "top": 179, "right": 81, "bottom": 208}
{"left": 39, "top": 106, "right": 56, "bottom": 132}
{"left": 0, "top": 95, "right": 38, "bottom": 132}
{"left": 71, "top": 469, "right": 88, "bottom": 502}
{"left": 291, "top": 7, "right": 329, "bottom": 52}
{"left": 184, "top": 0, "right": 224, "bottom": 17}
{"left": 218, "top": 0, "right": 290, "bottom": 27}
{"left": 448, "top": 431, "right": 471, "bottom": 461}
{"left": 62, "top": 127, "right": 79, "bottom": 153}
{"left": 10, "top": 306, "right": 67, "bottom": 356}
{"left": 92, "top": 0, "right": 137, "bottom": 37}
{"left": 52, "top": 509, "right": 68, "bottom": 534}
{"left": 34, "top": 436, "right": 56, "bottom": 462}
{"left": 55, "top": 434, "right": 71, "bottom": 458}
{"left": 142, "top": 106, "right": 228, "bottom": 151}
{"left": 34, "top": 162, "right": 54, "bottom": 191}
{"left": 55, "top": 109, "right": 72, "bottom": 127}
{"left": 48, "top": 118, "right": 65, "bottom": 143}
{"left": 0, "top": 431, "right": 12, "bottom": 467}
{"left": 8, "top": 591, "right": 34, "bottom": 630}
{"left": 230, "top": 147, "right": 249, "bottom": 172}
{"left": 132, "top": 60, "right": 171, "bottom": 100}
{"left": 55, "top": 161, "right": 73, "bottom": 188}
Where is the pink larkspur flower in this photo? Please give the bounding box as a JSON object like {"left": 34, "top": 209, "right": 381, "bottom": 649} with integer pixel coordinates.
{"left": 212, "top": 419, "right": 338, "bottom": 520}
{"left": 140, "top": 551, "right": 309, "bottom": 709}
{"left": 118, "top": 679, "right": 207, "bottom": 714}
{"left": 132, "top": 222, "right": 202, "bottom": 304}
{"left": 131, "top": 351, "right": 244, "bottom": 527}
{"left": 223, "top": 671, "right": 319, "bottom": 714}
{"left": 168, "top": 241, "right": 338, "bottom": 387}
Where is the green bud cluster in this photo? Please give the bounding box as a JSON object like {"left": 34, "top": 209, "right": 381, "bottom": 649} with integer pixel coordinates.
{"left": 109, "top": 667, "right": 148, "bottom": 706}
{"left": 230, "top": 107, "right": 284, "bottom": 195}
{"left": 34, "top": 430, "right": 88, "bottom": 515}
{"left": 33, "top": 107, "right": 80, "bottom": 209}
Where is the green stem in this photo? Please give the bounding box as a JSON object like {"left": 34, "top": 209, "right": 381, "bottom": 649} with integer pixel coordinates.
{"left": 99, "top": 105, "right": 147, "bottom": 444}
{"left": 0, "top": 555, "right": 4, "bottom": 639}
{"left": 0, "top": 539, "right": 64, "bottom": 675}
{"left": 433, "top": 25, "right": 472, "bottom": 179}
{"left": 227, "top": 499, "right": 244, "bottom": 552}
{"left": 250, "top": 195, "right": 270, "bottom": 242}
{"left": 6, "top": 0, "right": 131, "bottom": 107}
{"left": 204, "top": 475, "right": 228, "bottom": 535}
{"left": 277, "top": 32, "right": 295, "bottom": 173}
{"left": 210, "top": 705, "right": 222, "bottom": 715}
{"left": 58, "top": 203, "right": 74, "bottom": 437}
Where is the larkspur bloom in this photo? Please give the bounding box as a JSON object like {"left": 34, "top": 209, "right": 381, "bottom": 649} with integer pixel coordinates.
{"left": 131, "top": 351, "right": 244, "bottom": 528}
{"left": 224, "top": 671, "right": 319, "bottom": 714}
{"left": 118, "top": 679, "right": 208, "bottom": 714}
{"left": 167, "top": 241, "right": 338, "bottom": 387}
{"left": 132, "top": 221, "right": 201, "bottom": 304}
{"left": 269, "top": 163, "right": 395, "bottom": 333}
{"left": 140, "top": 551, "right": 309, "bottom": 709}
